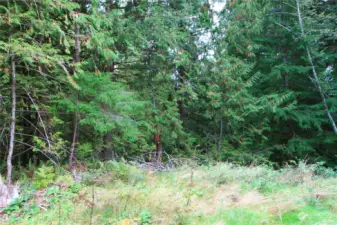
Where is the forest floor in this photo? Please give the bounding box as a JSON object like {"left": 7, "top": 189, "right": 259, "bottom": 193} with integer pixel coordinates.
{"left": 1, "top": 161, "right": 337, "bottom": 225}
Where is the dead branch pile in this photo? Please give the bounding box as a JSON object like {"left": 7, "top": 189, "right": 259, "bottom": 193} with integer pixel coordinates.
{"left": 130, "top": 151, "right": 177, "bottom": 171}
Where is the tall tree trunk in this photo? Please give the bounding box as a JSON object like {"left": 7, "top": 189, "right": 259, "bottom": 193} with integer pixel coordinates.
{"left": 178, "top": 100, "right": 184, "bottom": 120}
{"left": 282, "top": 54, "right": 289, "bottom": 88}
{"left": 280, "top": 0, "right": 289, "bottom": 89}
{"left": 69, "top": 114, "right": 78, "bottom": 167}
{"left": 296, "top": 0, "right": 337, "bottom": 134}
{"left": 177, "top": 66, "right": 186, "bottom": 121}
{"left": 101, "top": 63, "right": 116, "bottom": 161}
{"left": 103, "top": 133, "right": 114, "bottom": 161}
{"left": 156, "top": 142, "right": 163, "bottom": 164}
{"left": 156, "top": 143, "right": 162, "bottom": 164}
{"left": 6, "top": 55, "right": 16, "bottom": 185}
{"left": 153, "top": 133, "right": 162, "bottom": 163}
{"left": 217, "top": 117, "right": 223, "bottom": 152}
{"left": 74, "top": 22, "right": 80, "bottom": 63}
{"left": 70, "top": 21, "right": 81, "bottom": 181}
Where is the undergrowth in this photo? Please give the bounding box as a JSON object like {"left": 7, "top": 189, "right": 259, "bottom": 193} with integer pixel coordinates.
{"left": 1, "top": 161, "right": 337, "bottom": 225}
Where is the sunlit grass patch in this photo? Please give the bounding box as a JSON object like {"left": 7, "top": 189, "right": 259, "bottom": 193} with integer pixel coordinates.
{"left": 275, "top": 205, "right": 337, "bottom": 225}
{"left": 2, "top": 161, "right": 337, "bottom": 225}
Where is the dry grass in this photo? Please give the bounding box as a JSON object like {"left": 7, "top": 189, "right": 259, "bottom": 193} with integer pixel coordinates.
{"left": 2, "top": 161, "right": 337, "bottom": 225}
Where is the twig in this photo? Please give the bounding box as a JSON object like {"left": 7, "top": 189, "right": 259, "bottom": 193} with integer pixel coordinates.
{"left": 58, "top": 190, "right": 62, "bottom": 225}
{"left": 23, "top": 87, "right": 52, "bottom": 152}
{"left": 13, "top": 140, "right": 60, "bottom": 168}
{"left": 89, "top": 184, "right": 95, "bottom": 225}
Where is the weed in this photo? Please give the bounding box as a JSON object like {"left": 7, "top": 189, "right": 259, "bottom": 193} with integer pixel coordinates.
{"left": 2, "top": 161, "right": 337, "bottom": 225}
{"left": 33, "top": 165, "right": 56, "bottom": 189}
{"left": 139, "top": 209, "right": 152, "bottom": 225}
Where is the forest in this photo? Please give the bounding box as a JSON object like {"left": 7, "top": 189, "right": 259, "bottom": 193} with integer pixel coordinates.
{"left": 0, "top": 0, "right": 337, "bottom": 224}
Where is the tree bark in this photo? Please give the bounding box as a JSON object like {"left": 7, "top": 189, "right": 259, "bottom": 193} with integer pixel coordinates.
{"left": 69, "top": 114, "right": 78, "bottom": 172}
{"left": 74, "top": 22, "right": 80, "bottom": 63}
{"left": 280, "top": 0, "right": 289, "bottom": 89}
{"left": 296, "top": 0, "right": 337, "bottom": 134}
{"left": 103, "top": 133, "right": 114, "bottom": 161}
{"left": 217, "top": 117, "right": 223, "bottom": 152}
{"left": 177, "top": 66, "right": 186, "bottom": 121}
{"left": 70, "top": 21, "right": 81, "bottom": 181}
{"left": 156, "top": 142, "right": 163, "bottom": 164}
{"left": 282, "top": 55, "right": 289, "bottom": 88}
{"left": 154, "top": 133, "right": 162, "bottom": 163}
{"left": 178, "top": 100, "right": 185, "bottom": 120}
{"left": 6, "top": 55, "right": 16, "bottom": 185}
{"left": 102, "top": 63, "right": 115, "bottom": 160}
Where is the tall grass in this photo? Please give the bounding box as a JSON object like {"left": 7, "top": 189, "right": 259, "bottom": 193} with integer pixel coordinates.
{"left": 1, "top": 160, "right": 337, "bottom": 225}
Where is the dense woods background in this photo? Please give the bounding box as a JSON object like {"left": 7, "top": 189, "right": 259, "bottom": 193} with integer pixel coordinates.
{"left": 0, "top": 0, "right": 337, "bottom": 184}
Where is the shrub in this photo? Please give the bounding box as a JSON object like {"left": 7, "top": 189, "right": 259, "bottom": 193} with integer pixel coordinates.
{"left": 139, "top": 209, "right": 152, "bottom": 225}
{"left": 33, "top": 165, "right": 56, "bottom": 189}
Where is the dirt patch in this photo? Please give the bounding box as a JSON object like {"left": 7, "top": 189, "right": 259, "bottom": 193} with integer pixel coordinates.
{"left": 236, "top": 191, "right": 267, "bottom": 207}
{"left": 192, "top": 184, "right": 267, "bottom": 215}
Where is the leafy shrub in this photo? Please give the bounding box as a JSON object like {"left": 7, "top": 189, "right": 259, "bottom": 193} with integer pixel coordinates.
{"left": 33, "top": 165, "right": 56, "bottom": 189}
{"left": 68, "top": 183, "right": 82, "bottom": 194}
{"left": 106, "top": 161, "right": 130, "bottom": 181}
{"left": 314, "top": 162, "right": 337, "bottom": 178}
{"left": 139, "top": 209, "right": 152, "bottom": 225}
{"left": 54, "top": 174, "right": 74, "bottom": 185}
{"left": 2, "top": 184, "right": 34, "bottom": 215}
{"left": 78, "top": 142, "right": 93, "bottom": 159}
{"left": 278, "top": 161, "right": 315, "bottom": 185}
{"left": 82, "top": 161, "right": 145, "bottom": 186}
{"left": 2, "top": 198, "right": 24, "bottom": 214}
{"left": 205, "top": 163, "right": 279, "bottom": 187}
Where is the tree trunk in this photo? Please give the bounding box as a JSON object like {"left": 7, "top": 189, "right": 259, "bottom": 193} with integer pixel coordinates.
{"left": 296, "top": 0, "right": 337, "bottom": 134}
{"left": 153, "top": 133, "right": 162, "bottom": 163}
{"left": 155, "top": 142, "right": 163, "bottom": 164}
{"left": 74, "top": 22, "right": 80, "bottom": 63}
{"left": 280, "top": 0, "right": 289, "bottom": 89}
{"left": 69, "top": 114, "right": 78, "bottom": 177}
{"left": 6, "top": 55, "right": 16, "bottom": 185}
{"left": 282, "top": 55, "right": 289, "bottom": 88}
{"left": 103, "top": 133, "right": 114, "bottom": 161}
{"left": 70, "top": 21, "right": 81, "bottom": 181}
{"left": 102, "top": 63, "right": 115, "bottom": 159}
{"left": 177, "top": 66, "right": 186, "bottom": 121}
{"left": 178, "top": 100, "right": 185, "bottom": 120}
{"left": 217, "top": 117, "right": 223, "bottom": 152}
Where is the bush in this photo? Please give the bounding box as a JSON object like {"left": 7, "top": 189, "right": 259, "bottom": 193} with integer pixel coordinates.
{"left": 81, "top": 160, "right": 145, "bottom": 186}
{"left": 139, "top": 209, "right": 152, "bottom": 225}
{"left": 33, "top": 165, "right": 56, "bottom": 189}
{"left": 205, "top": 163, "right": 279, "bottom": 187}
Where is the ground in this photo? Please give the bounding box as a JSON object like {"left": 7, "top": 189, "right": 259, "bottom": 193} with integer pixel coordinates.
{"left": 1, "top": 161, "right": 337, "bottom": 224}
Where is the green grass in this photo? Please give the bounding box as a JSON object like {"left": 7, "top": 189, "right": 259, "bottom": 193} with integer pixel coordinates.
{"left": 275, "top": 205, "right": 337, "bottom": 224}
{"left": 1, "top": 161, "right": 337, "bottom": 225}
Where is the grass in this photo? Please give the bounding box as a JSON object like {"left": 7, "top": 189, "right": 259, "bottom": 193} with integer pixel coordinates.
{"left": 1, "top": 161, "right": 337, "bottom": 225}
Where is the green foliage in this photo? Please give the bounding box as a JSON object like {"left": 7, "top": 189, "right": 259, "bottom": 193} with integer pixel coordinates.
{"left": 3, "top": 162, "right": 337, "bottom": 225}
{"left": 2, "top": 198, "right": 24, "bottom": 214}
{"left": 33, "top": 165, "right": 56, "bottom": 189}
{"left": 82, "top": 161, "right": 145, "bottom": 186}
{"left": 278, "top": 205, "right": 336, "bottom": 225}
{"left": 2, "top": 184, "right": 35, "bottom": 218}
{"left": 139, "top": 209, "right": 152, "bottom": 225}
{"left": 217, "top": 209, "right": 269, "bottom": 225}
{"left": 0, "top": 0, "right": 337, "bottom": 182}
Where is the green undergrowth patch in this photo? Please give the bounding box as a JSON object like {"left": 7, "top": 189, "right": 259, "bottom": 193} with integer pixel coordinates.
{"left": 2, "top": 161, "right": 337, "bottom": 225}
{"left": 274, "top": 204, "right": 337, "bottom": 224}
{"left": 186, "top": 208, "right": 270, "bottom": 225}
